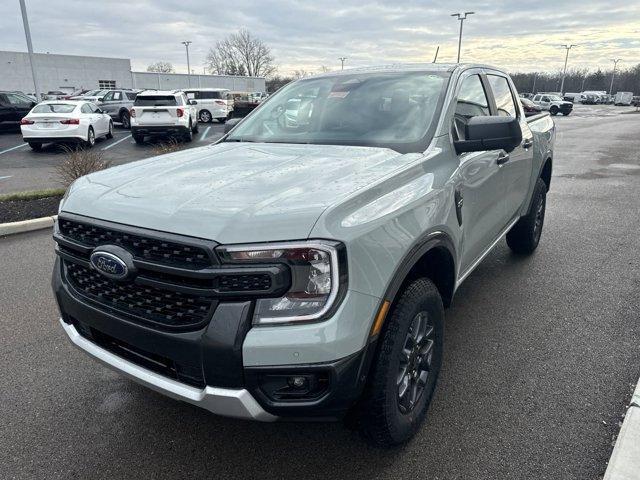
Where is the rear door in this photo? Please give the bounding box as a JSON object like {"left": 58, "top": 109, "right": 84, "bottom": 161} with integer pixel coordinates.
{"left": 486, "top": 73, "right": 533, "bottom": 221}
{"left": 0, "top": 94, "right": 12, "bottom": 128}
{"left": 4, "top": 92, "right": 34, "bottom": 124}
{"left": 453, "top": 71, "right": 508, "bottom": 273}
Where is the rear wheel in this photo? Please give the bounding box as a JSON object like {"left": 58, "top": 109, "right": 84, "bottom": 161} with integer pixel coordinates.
{"left": 184, "top": 122, "right": 193, "bottom": 142}
{"left": 550, "top": 105, "right": 559, "bottom": 115}
{"left": 192, "top": 118, "right": 199, "bottom": 134}
{"left": 28, "top": 142, "right": 42, "bottom": 151}
{"left": 218, "top": 117, "right": 227, "bottom": 124}
{"left": 84, "top": 127, "right": 95, "bottom": 148}
{"left": 506, "top": 177, "right": 547, "bottom": 254}
{"left": 356, "top": 278, "right": 444, "bottom": 447}
{"left": 106, "top": 121, "right": 114, "bottom": 139}
{"left": 199, "top": 110, "right": 212, "bottom": 123}
{"left": 120, "top": 111, "right": 131, "bottom": 129}
{"left": 132, "top": 133, "right": 144, "bottom": 144}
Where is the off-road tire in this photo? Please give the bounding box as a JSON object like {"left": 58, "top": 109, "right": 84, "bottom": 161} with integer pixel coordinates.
{"left": 356, "top": 277, "right": 444, "bottom": 447}
{"left": 506, "top": 177, "right": 547, "bottom": 254}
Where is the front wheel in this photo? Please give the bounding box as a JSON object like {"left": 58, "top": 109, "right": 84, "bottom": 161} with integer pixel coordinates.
{"left": 550, "top": 106, "right": 558, "bottom": 116}
{"left": 106, "top": 121, "right": 114, "bottom": 139}
{"left": 506, "top": 177, "right": 547, "bottom": 254}
{"left": 355, "top": 277, "right": 444, "bottom": 447}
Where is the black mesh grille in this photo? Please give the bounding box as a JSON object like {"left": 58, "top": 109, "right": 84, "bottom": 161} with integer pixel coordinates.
{"left": 59, "top": 219, "right": 212, "bottom": 269}
{"left": 218, "top": 274, "right": 272, "bottom": 292}
{"left": 65, "top": 262, "right": 214, "bottom": 329}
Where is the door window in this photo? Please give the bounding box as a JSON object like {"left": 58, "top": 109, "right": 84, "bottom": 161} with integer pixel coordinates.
{"left": 487, "top": 75, "right": 517, "bottom": 117}
{"left": 112, "top": 92, "right": 122, "bottom": 101}
{"left": 5, "top": 93, "right": 32, "bottom": 107}
{"left": 454, "top": 74, "right": 490, "bottom": 140}
{"left": 102, "top": 91, "right": 114, "bottom": 101}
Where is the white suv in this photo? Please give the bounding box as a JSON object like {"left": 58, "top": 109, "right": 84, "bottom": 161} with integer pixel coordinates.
{"left": 130, "top": 90, "right": 198, "bottom": 143}
{"left": 184, "top": 88, "right": 234, "bottom": 123}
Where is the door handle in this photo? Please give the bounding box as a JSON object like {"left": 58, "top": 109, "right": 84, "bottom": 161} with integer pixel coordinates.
{"left": 496, "top": 152, "right": 510, "bottom": 165}
{"left": 522, "top": 138, "right": 533, "bottom": 149}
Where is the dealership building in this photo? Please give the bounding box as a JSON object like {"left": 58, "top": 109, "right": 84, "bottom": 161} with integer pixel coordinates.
{"left": 0, "top": 50, "right": 266, "bottom": 94}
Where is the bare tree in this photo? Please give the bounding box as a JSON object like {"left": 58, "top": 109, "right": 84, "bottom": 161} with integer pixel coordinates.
{"left": 206, "top": 29, "right": 276, "bottom": 77}
{"left": 147, "top": 61, "right": 174, "bottom": 73}
{"left": 292, "top": 69, "right": 310, "bottom": 79}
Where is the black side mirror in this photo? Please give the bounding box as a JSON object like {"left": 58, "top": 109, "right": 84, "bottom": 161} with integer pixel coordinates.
{"left": 97, "top": 97, "right": 104, "bottom": 102}
{"left": 454, "top": 116, "right": 522, "bottom": 154}
{"left": 224, "top": 117, "right": 241, "bottom": 134}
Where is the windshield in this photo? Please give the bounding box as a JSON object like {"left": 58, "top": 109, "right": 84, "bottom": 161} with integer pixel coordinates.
{"left": 226, "top": 71, "right": 449, "bottom": 153}
{"left": 33, "top": 103, "right": 77, "bottom": 113}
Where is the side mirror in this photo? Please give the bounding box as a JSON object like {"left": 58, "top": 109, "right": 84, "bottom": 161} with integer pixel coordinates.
{"left": 454, "top": 116, "right": 522, "bottom": 154}
{"left": 224, "top": 117, "right": 241, "bottom": 134}
{"left": 97, "top": 97, "right": 104, "bottom": 102}
{"left": 188, "top": 99, "right": 197, "bottom": 105}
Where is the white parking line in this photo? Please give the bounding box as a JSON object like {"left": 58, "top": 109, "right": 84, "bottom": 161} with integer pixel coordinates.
{"left": 199, "top": 126, "right": 211, "bottom": 142}
{"left": 0, "top": 175, "right": 12, "bottom": 181}
{"left": 0, "top": 143, "right": 28, "bottom": 155}
{"left": 102, "top": 134, "right": 132, "bottom": 151}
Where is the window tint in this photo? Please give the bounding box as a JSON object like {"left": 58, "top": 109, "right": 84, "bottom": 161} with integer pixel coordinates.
{"left": 90, "top": 103, "right": 101, "bottom": 113}
{"left": 454, "top": 74, "right": 490, "bottom": 140}
{"left": 542, "top": 96, "right": 550, "bottom": 102}
{"left": 102, "top": 91, "right": 114, "bottom": 101}
{"left": 487, "top": 75, "right": 517, "bottom": 117}
{"left": 185, "top": 91, "right": 198, "bottom": 99}
{"left": 112, "top": 92, "right": 122, "bottom": 101}
{"left": 81, "top": 104, "right": 92, "bottom": 114}
{"left": 125, "top": 92, "right": 137, "bottom": 100}
{"left": 134, "top": 95, "right": 178, "bottom": 106}
{"left": 33, "top": 103, "right": 76, "bottom": 113}
{"left": 200, "top": 91, "right": 224, "bottom": 99}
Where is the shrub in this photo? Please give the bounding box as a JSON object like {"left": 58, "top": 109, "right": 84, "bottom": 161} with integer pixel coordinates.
{"left": 151, "top": 137, "right": 184, "bottom": 155}
{"left": 56, "top": 147, "right": 112, "bottom": 187}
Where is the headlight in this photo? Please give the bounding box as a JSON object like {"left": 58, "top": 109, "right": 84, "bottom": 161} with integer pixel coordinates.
{"left": 216, "top": 240, "right": 347, "bottom": 325}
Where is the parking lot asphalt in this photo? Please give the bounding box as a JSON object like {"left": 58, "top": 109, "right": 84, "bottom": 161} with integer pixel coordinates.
{"left": 1, "top": 105, "right": 640, "bottom": 480}
{"left": 0, "top": 122, "right": 227, "bottom": 194}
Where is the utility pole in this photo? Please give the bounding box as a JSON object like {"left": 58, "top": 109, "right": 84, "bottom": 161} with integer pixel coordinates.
{"left": 182, "top": 41, "right": 192, "bottom": 87}
{"left": 338, "top": 57, "right": 347, "bottom": 70}
{"left": 451, "top": 12, "right": 474, "bottom": 63}
{"left": 18, "top": 0, "right": 41, "bottom": 101}
{"left": 581, "top": 69, "right": 589, "bottom": 91}
{"left": 559, "top": 44, "right": 577, "bottom": 94}
{"left": 532, "top": 72, "right": 538, "bottom": 93}
{"left": 609, "top": 58, "right": 621, "bottom": 95}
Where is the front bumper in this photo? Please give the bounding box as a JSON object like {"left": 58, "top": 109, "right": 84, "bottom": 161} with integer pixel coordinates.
{"left": 60, "top": 319, "right": 276, "bottom": 421}
{"left": 53, "top": 256, "right": 373, "bottom": 420}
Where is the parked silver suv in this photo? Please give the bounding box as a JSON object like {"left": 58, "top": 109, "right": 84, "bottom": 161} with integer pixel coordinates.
{"left": 53, "top": 64, "right": 554, "bottom": 446}
{"left": 98, "top": 89, "right": 139, "bottom": 128}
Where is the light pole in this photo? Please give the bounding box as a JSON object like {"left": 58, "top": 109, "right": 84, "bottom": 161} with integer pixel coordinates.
{"left": 182, "top": 41, "right": 192, "bottom": 87}
{"left": 581, "top": 69, "right": 589, "bottom": 91}
{"left": 559, "top": 44, "right": 577, "bottom": 94}
{"left": 338, "top": 57, "right": 347, "bottom": 70}
{"left": 609, "top": 58, "right": 621, "bottom": 95}
{"left": 18, "top": 0, "right": 41, "bottom": 101}
{"left": 531, "top": 72, "right": 538, "bottom": 93}
{"left": 451, "top": 12, "right": 474, "bottom": 63}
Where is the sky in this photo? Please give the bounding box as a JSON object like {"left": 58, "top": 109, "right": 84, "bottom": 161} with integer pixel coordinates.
{"left": 2, "top": 0, "right": 639, "bottom": 76}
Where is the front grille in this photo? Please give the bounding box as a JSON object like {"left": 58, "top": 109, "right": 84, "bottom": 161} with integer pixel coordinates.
{"left": 218, "top": 273, "right": 272, "bottom": 292}
{"left": 59, "top": 218, "right": 212, "bottom": 269}
{"left": 65, "top": 262, "right": 215, "bottom": 329}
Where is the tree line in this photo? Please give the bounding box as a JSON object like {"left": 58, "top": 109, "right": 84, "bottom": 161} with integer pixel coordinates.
{"left": 511, "top": 64, "right": 640, "bottom": 94}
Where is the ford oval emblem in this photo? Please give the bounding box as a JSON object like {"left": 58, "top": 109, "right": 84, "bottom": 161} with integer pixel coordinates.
{"left": 90, "top": 250, "right": 129, "bottom": 280}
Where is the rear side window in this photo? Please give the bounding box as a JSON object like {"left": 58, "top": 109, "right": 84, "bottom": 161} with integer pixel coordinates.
{"left": 200, "top": 91, "right": 224, "bottom": 99}
{"left": 134, "top": 95, "right": 178, "bottom": 106}
{"left": 125, "top": 92, "right": 137, "bottom": 100}
{"left": 33, "top": 103, "right": 77, "bottom": 113}
{"left": 80, "top": 104, "right": 92, "bottom": 114}
{"left": 487, "top": 75, "right": 517, "bottom": 117}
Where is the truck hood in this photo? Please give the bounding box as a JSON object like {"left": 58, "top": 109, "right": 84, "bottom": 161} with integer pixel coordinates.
{"left": 61, "top": 142, "right": 416, "bottom": 243}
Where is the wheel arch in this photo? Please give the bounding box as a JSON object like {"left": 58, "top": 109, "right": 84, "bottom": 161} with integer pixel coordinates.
{"left": 540, "top": 157, "right": 552, "bottom": 192}
{"left": 118, "top": 107, "right": 129, "bottom": 118}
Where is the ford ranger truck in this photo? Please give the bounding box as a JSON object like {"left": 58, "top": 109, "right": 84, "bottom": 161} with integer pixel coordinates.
{"left": 53, "top": 64, "right": 555, "bottom": 447}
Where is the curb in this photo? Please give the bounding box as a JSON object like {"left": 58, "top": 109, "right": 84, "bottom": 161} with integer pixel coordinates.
{"left": 604, "top": 378, "right": 640, "bottom": 480}
{"left": 0, "top": 215, "right": 57, "bottom": 237}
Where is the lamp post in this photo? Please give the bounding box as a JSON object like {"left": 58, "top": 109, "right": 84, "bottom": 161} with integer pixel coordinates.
{"left": 609, "top": 58, "right": 621, "bottom": 95}
{"left": 559, "top": 44, "right": 577, "bottom": 94}
{"left": 338, "top": 57, "right": 347, "bottom": 70}
{"left": 182, "top": 41, "right": 192, "bottom": 87}
{"left": 18, "top": 0, "right": 41, "bottom": 101}
{"left": 451, "top": 12, "right": 475, "bottom": 63}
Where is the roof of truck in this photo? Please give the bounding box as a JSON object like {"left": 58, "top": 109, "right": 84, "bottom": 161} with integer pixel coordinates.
{"left": 311, "top": 63, "right": 503, "bottom": 78}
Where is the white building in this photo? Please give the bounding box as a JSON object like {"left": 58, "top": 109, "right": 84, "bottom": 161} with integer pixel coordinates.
{"left": 0, "top": 50, "right": 266, "bottom": 94}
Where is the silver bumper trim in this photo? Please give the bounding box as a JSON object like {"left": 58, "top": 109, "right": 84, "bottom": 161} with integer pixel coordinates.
{"left": 60, "top": 319, "right": 277, "bottom": 422}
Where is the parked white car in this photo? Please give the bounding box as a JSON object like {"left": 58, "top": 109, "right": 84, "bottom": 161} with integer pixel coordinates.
{"left": 130, "top": 90, "right": 198, "bottom": 143}
{"left": 20, "top": 100, "right": 113, "bottom": 150}
{"left": 183, "top": 88, "right": 233, "bottom": 123}
{"left": 614, "top": 92, "right": 633, "bottom": 106}
{"left": 532, "top": 94, "right": 573, "bottom": 116}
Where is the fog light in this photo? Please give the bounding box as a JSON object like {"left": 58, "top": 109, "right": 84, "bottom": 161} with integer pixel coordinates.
{"left": 288, "top": 376, "right": 307, "bottom": 389}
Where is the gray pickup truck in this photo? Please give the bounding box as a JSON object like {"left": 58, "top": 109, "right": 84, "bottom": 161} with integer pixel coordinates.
{"left": 52, "top": 64, "right": 554, "bottom": 447}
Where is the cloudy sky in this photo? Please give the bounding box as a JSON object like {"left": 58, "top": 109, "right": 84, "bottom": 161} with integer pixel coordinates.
{"left": 2, "top": 0, "right": 639, "bottom": 76}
